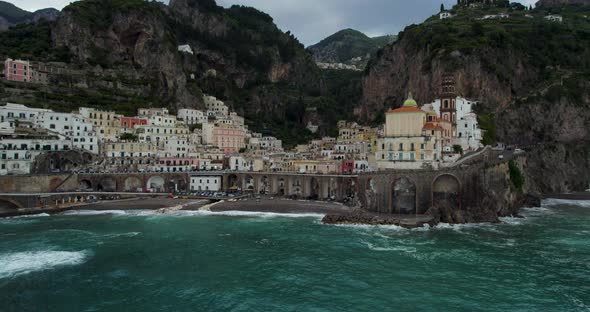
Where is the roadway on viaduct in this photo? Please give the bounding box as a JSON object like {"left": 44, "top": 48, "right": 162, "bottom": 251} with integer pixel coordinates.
{"left": 0, "top": 149, "right": 522, "bottom": 213}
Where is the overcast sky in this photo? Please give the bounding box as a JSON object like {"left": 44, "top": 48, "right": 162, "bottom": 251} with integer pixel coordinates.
{"left": 15, "top": 0, "right": 537, "bottom": 46}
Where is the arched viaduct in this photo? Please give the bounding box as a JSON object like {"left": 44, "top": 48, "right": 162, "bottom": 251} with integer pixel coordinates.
{"left": 77, "top": 173, "right": 189, "bottom": 193}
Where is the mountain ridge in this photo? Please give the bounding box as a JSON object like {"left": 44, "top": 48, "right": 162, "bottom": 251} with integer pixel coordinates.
{"left": 0, "top": 1, "right": 59, "bottom": 30}
{"left": 307, "top": 28, "right": 396, "bottom": 68}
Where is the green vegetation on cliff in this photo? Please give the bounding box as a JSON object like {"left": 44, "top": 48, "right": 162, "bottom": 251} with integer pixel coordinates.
{"left": 509, "top": 160, "right": 525, "bottom": 191}
{"left": 0, "top": 22, "right": 71, "bottom": 62}
{"left": 399, "top": 5, "right": 590, "bottom": 76}
{"left": 0, "top": 1, "right": 31, "bottom": 23}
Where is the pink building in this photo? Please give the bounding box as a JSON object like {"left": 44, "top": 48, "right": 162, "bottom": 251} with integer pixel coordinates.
{"left": 341, "top": 160, "right": 355, "bottom": 175}
{"left": 213, "top": 126, "right": 246, "bottom": 154}
{"left": 3, "top": 58, "right": 47, "bottom": 83}
{"left": 121, "top": 117, "right": 148, "bottom": 130}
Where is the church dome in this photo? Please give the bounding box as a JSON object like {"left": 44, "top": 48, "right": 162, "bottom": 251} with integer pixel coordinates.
{"left": 403, "top": 93, "right": 418, "bottom": 107}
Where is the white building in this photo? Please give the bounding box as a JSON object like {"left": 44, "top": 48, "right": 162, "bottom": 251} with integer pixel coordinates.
{"left": 0, "top": 136, "right": 72, "bottom": 175}
{"left": 178, "top": 109, "right": 207, "bottom": 125}
{"left": 545, "top": 15, "right": 563, "bottom": 22}
{"left": 440, "top": 12, "right": 453, "bottom": 19}
{"left": 204, "top": 95, "right": 229, "bottom": 116}
{"left": 457, "top": 113, "right": 483, "bottom": 151}
{"left": 34, "top": 111, "right": 98, "bottom": 153}
{"left": 178, "top": 44, "right": 194, "bottom": 55}
{"left": 0, "top": 103, "right": 52, "bottom": 125}
{"left": 190, "top": 175, "right": 222, "bottom": 192}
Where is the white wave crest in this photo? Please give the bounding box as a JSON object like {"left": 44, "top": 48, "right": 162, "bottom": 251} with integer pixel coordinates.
{"left": 499, "top": 217, "right": 525, "bottom": 225}
{"left": 365, "top": 242, "right": 417, "bottom": 253}
{"left": 61, "top": 210, "right": 128, "bottom": 216}
{"left": 9, "top": 213, "right": 51, "bottom": 219}
{"left": 0, "top": 250, "right": 90, "bottom": 279}
{"left": 175, "top": 210, "right": 326, "bottom": 219}
{"left": 330, "top": 223, "right": 407, "bottom": 231}
{"left": 542, "top": 198, "right": 590, "bottom": 208}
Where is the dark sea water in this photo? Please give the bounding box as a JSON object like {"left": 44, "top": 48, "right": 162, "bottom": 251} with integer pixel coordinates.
{"left": 1, "top": 199, "right": 589, "bottom": 312}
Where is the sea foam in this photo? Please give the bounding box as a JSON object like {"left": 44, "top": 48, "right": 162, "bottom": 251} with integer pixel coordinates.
{"left": 172, "top": 210, "right": 326, "bottom": 219}
{"left": 61, "top": 210, "right": 128, "bottom": 216}
{"left": 542, "top": 198, "right": 590, "bottom": 208}
{"left": 0, "top": 250, "right": 90, "bottom": 279}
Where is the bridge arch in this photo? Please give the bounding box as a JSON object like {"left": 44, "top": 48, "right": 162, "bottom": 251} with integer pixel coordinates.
{"left": 124, "top": 176, "right": 143, "bottom": 192}
{"left": 432, "top": 174, "right": 461, "bottom": 210}
{"left": 244, "top": 175, "right": 255, "bottom": 192}
{"left": 259, "top": 176, "right": 270, "bottom": 195}
{"left": 309, "top": 177, "right": 320, "bottom": 200}
{"left": 79, "top": 179, "right": 92, "bottom": 191}
{"left": 147, "top": 176, "right": 165, "bottom": 192}
{"left": 391, "top": 177, "right": 417, "bottom": 214}
{"left": 228, "top": 174, "right": 239, "bottom": 191}
{"left": 0, "top": 197, "right": 23, "bottom": 210}
{"left": 97, "top": 177, "right": 117, "bottom": 192}
{"left": 278, "top": 178, "right": 286, "bottom": 196}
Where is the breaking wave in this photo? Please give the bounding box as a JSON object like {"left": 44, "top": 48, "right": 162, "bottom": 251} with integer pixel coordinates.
{"left": 542, "top": 198, "right": 590, "bottom": 208}
{"left": 0, "top": 250, "right": 90, "bottom": 279}
{"left": 61, "top": 210, "right": 128, "bottom": 216}
{"left": 174, "top": 210, "right": 326, "bottom": 219}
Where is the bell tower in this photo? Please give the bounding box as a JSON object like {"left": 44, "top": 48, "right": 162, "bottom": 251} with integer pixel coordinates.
{"left": 439, "top": 74, "right": 457, "bottom": 135}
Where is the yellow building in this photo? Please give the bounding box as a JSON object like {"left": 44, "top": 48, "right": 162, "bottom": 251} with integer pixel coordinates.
{"left": 384, "top": 96, "right": 426, "bottom": 137}
{"left": 376, "top": 95, "right": 442, "bottom": 170}
{"left": 78, "top": 108, "right": 122, "bottom": 142}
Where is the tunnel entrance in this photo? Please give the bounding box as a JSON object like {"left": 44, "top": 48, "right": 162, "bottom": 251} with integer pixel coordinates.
{"left": 432, "top": 174, "right": 461, "bottom": 210}
{"left": 392, "top": 177, "right": 417, "bottom": 214}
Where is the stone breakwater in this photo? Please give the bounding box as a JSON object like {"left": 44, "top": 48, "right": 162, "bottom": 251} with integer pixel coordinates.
{"left": 322, "top": 210, "right": 436, "bottom": 229}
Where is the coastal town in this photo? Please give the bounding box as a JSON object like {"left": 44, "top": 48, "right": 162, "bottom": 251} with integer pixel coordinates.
{"left": 1, "top": 57, "right": 486, "bottom": 194}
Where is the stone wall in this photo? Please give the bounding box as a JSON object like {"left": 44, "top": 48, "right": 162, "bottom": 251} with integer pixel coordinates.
{"left": 0, "top": 174, "right": 79, "bottom": 193}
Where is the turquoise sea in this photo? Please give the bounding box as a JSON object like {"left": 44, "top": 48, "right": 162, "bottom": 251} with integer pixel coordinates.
{"left": 1, "top": 200, "right": 589, "bottom": 312}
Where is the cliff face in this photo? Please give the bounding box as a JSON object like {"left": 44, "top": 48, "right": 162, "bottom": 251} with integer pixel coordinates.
{"left": 35, "top": 0, "right": 321, "bottom": 145}
{"left": 498, "top": 79, "right": 590, "bottom": 193}
{"left": 53, "top": 4, "right": 194, "bottom": 106}
{"left": 361, "top": 6, "right": 590, "bottom": 195}
{"left": 362, "top": 38, "right": 538, "bottom": 119}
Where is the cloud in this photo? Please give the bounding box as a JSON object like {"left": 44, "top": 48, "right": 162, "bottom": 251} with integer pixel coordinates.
{"left": 13, "top": 0, "right": 540, "bottom": 46}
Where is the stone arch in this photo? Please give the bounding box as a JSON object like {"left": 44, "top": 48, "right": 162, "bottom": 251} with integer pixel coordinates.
{"left": 391, "top": 177, "right": 417, "bottom": 214}
{"left": 228, "top": 174, "right": 239, "bottom": 191}
{"left": 278, "top": 178, "right": 286, "bottom": 196}
{"left": 365, "top": 177, "right": 377, "bottom": 211}
{"left": 292, "top": 178, "right": 302, "bottom": 198}
{"left": 49, "top": 177, "right": 63, "bottom": 191}
{"left": 309, "top": 177, "right": 319, "bottom": 200}
{"left": 147, "top": 176, "right": 165, "bottom": 192}
{"left": 259, "top": 176, "right": 270, "bottom": 194}
{"left": 0, "top": 197, "right": 23, "bottom": 210}
{"left": 124, "top": 176, "right": 143, "bottom": 192}
{"left": 432, "top": 174, "right": 461, "bottom": 210}
{"left": 97, "top": 177, "right": 117, "bottom": 192}
{"left": 328, "top": 178, "right": 337, "bottom": 200}
{"left": 79, "top": 179, "right": 92, "bottom": 190}
{"left": 244, "top": 175, "right": 255, "bottom": 192}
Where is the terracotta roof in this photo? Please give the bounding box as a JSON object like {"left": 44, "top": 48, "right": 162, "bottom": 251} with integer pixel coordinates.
{"left": 422, "top": 123, "right": 443, "bottom": 131}
{"left": 386, "top": 106, "right": 425, "bottom": 114}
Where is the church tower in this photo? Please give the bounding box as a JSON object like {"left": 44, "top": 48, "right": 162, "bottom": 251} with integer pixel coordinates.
{"left": 439, "top": 74, "right": 457, "bottom": 135}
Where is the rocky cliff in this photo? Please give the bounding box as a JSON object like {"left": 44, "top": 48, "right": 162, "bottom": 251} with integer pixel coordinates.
{"left": 0, "top": 0, "right": 327, "bottom": 146}
{"left": 362, "top": 4, "right": 590, "bottom": 194}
